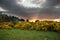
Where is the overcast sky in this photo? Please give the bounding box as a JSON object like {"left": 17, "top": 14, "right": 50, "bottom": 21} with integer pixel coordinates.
{"left": 0, "top": 0, "right": 60, "bottom": 19}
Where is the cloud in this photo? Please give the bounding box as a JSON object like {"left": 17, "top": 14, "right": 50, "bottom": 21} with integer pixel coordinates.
{"left": 0, "top": 7, "right": 8, "bottom": 11}
{"left": 0, "top": 0, "right": 30, "bottom": 18}
{"left": 0, "top": 0, "right": 60, "bottom": 19}
{"left": 42, "top": 0, "right": 60, "bottom": 7}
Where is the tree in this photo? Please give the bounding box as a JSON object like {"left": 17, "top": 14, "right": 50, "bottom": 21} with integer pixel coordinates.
{"left": 19, "top": 19, "right": 25, "bottom": 21}
{"left": 35, "top": 20, "right": 40, "bottom": 22}
{"left": 26, "top": 19, "right": 29, "bottom": 22}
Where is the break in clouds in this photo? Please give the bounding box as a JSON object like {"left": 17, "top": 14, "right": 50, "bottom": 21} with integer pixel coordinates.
{"left": 0, "top": 0, "right": 60, "bottom": 19}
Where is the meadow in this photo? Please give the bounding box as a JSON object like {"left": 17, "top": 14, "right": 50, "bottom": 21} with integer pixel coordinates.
{"left": 0, "top": 13, "right": 60, "bottom": 40}
{"left": 0, "top": 29, "right": 60, "bottom": 40}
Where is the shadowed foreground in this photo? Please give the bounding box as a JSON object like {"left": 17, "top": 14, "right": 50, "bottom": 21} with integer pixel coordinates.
{"left": 0, "top": 29, "right": 60, "bottom": 40}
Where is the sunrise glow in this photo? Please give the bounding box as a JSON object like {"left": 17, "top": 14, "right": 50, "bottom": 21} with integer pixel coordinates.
{"left": 29, "top": 18, "right": 60, "bottom": 22}
{"left": 29, "top": 17, "right": 38, "bottom": 22}
{"left": 53, "top": 19, "right": 60, "bottom": 22}
{"left": 29, "top": 19, "right": 36, "bottom": 22}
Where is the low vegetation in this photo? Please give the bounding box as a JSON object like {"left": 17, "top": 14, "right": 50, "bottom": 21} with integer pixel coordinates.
{"left": 0, "top": 12, "right": 60, "bottom": 40}
{"left": 0, "top": 12, "right": 60, "bottom": 32}
{"left": 0, "top": 29, "right": 60, "bottom": 40}
{"left": 0, "top": 21, "right": 60, "bottom": 32}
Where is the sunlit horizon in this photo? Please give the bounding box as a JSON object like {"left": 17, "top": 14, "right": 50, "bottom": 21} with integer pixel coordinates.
{"left": 29, "top": 18, "right": 60, "bottom": 22}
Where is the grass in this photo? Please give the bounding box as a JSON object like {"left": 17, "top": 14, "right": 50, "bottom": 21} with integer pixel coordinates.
{"left": 0, "top": 28, "right": 60, "bottom": 40}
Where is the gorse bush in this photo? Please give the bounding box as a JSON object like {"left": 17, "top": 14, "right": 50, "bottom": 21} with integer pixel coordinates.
{"left": 0, "top": 21, "right": 60, "bottom": 32}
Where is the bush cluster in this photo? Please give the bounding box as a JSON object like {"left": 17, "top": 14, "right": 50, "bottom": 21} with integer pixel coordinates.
{"left": 0, "top": 21, "right": 60, "bottom": 32}
{"left": 0, "top": 12, "right": 60, "bottom": 32}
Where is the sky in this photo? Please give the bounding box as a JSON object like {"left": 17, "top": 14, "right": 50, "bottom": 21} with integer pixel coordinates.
{"left": 0, "top": 0, "right": 60, "bottom": 19}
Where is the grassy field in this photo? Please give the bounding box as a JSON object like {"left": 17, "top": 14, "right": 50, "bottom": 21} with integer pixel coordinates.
{"left": 0, "top": 29, "right": 60, "bottom": 40}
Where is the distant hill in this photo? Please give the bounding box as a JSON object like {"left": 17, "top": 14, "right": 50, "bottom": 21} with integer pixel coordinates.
{"left": 0, "top": 12, "right": 25, "bottom": 22}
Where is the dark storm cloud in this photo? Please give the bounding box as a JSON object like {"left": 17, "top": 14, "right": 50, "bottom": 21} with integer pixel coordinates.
{"left": 25, "top": 7, "right": 60, "bottom": 19}
{"left": 42, "top": 0, "right": 60, "bottom": 7}
{"left": 0, "top": 0, "right": 60, "bottom": 19}
{"left": 0, "top": 0, "right": 30, "bottom": 18}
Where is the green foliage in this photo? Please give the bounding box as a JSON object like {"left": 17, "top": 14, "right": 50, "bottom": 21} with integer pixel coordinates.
{"left": 0, "top": 13, "right": 60, "bottom": 32}
{"left": 0, "top": 29, "right": 60, "bottom": 40}
{"left": 0, "top": 12, "right": 25, "bottom": 22}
